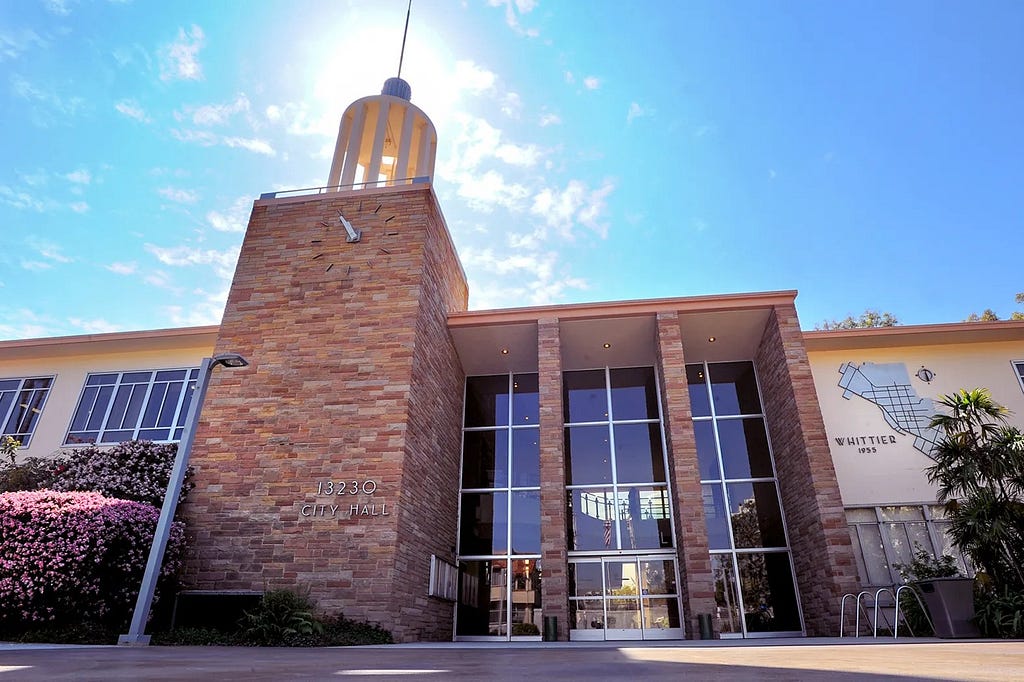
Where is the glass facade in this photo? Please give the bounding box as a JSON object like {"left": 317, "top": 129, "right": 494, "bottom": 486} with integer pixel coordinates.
{"left": 457, "top": 374, "right": 542, "bottom": 639}
{"left": 689, "top": 361, "right": 803, "bottom": 636}
{"left": 563, "top": 366, "right": 682, "bottom": 640}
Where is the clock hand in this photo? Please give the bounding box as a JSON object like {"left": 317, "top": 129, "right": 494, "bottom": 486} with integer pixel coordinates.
{"left": 339, "top": 213, "right": 361, "bottom": 243}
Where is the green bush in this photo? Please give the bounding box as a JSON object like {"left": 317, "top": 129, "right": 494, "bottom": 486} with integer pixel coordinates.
{"left": 895, "top": 546, "right": 963, "bottom": 636}
{"left": 975, "top": 586, "right": 1024, "bottom": 638}
{"left": 239, "top": 589, "right": 323, "bottom": 645}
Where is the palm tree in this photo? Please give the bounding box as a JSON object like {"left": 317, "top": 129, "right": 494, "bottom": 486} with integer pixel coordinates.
{"left": 926, "top": 389, "right": 1024, "bottom": 590}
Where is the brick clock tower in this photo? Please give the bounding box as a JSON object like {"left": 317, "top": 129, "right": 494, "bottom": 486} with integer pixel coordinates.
{"left": 182, "top": 76, "right": 469, "bottom": 642}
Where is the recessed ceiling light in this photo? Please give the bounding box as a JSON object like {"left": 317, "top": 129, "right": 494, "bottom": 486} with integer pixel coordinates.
{"left": 708, "top": 336, "right": 716, "bottom": 343}
{"left": 602, "top": 342, "right": 611, "bottom": 349}
{"left": 500, "top": 348, "right": 510, "bottom": 355}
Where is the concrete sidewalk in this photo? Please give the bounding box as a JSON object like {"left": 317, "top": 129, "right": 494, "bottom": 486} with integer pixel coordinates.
{"left": 1, "top": 638, "right": 1022, "bottom": 681}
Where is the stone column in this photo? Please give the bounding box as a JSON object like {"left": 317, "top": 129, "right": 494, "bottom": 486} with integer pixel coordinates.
{"left": 655, "top": 311, "right": 717, "bottom": 638}
{"left": 754, "top": 304, "right": 859, "bottom": 636}
{"left": 537, "top": 317, "right": 569, "bottom": 640}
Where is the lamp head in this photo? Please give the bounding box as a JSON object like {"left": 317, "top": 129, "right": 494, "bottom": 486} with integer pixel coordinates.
{"left": 212, "top": 353, "right": 249, "bottom": 368}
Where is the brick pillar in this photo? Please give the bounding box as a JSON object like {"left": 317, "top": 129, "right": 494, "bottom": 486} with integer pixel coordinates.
{"left": 655, "top": 311, "right": 716, "bottom": 638}
{"left": 537, "top": 317, "right": 569, "bottom": 640}
{"left": 754, "top": 304, "right": 859, "bottom": 636}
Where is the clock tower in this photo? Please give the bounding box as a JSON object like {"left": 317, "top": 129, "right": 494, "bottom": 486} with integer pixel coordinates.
{"left": 182, "top": 75, "right": 469, "bottom": 642}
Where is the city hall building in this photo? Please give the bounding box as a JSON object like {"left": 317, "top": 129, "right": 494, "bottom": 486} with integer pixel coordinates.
{"left": 3, "top": 78, "right": 1024, "bottom": 643}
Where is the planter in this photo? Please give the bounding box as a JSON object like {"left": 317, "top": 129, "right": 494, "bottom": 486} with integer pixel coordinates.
{"left": 913, "top": 577, "right": 980, "bottom": 638}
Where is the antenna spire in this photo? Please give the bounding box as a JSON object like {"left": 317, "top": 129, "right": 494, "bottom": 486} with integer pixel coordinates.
{"left": 397, "top": 0, "right": 412, "bottom": 79}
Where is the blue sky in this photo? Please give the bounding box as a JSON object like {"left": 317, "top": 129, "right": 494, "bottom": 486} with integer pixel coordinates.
{"left": 2, "top": 0, "right": 1022, "bottom": 340}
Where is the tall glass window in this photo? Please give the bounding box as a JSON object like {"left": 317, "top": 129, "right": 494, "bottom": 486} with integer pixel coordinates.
{"left": 564, "top": 366, "right": 682, "bottom": 640}
{"left": 689, "top": 361, "right": 803, "bottom": 637}
{"left": 457, "top": 373, "right": 542, "bottom": 639}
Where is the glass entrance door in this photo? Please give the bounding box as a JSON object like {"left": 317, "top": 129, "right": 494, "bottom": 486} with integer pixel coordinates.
{"left": 569, "top": 556, "right": 683, "bottom": 641}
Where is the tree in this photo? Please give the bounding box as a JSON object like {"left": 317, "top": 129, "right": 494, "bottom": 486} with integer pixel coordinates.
{"left": 815, "top": 309, "right": 899, "bottom": 331}
{"left": 965, "top": 309, "right": 1000, "bottom": 322}
{"left": 926, "top": 389, "right": 1024, "bottom": 591}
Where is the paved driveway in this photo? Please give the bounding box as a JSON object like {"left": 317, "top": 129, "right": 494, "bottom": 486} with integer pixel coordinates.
{"left": 1, "top": 639, "right": 1022, "bottom": 681}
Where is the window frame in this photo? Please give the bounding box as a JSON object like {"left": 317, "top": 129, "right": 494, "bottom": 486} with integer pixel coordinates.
{"left": 63, "top": 367, "right": 200, "bottom": 446}
{"left": 1012, "top": 361, "right": 1024, "bottom": 394}
{"left": 0, "top": 375, "right": 55, "bottom": 448}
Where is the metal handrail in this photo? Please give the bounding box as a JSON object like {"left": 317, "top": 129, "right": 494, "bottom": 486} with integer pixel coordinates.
{"left": 259, "top": 176, "right": 430, "bottom": 200}
{"left": 872, "top": 587, "right": 896, "bottom": 637}
{"left": 894, "top": 584, "right": 935, "bottom": 638}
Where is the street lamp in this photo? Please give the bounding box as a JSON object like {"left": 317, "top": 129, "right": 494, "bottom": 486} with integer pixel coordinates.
{"left": 118, "top": 353, "right": 249, "bottom": 646}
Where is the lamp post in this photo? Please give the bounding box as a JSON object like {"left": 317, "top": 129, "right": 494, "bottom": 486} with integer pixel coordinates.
{"left": 118, "top": 352, "right": 248, "bottom": 646}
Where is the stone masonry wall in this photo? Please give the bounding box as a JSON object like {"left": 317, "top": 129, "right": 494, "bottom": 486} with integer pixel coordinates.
{"left": 537, "top": 318, "right": 569, "bottom": 640}
{"left": 655, "top": 312, "right": 717, "bottom": 637}
{"left": 182, "top": 186, "right": 467, "bottom": 642}
{"left": 754, "top": 304, "right": 859, "bottom": 636}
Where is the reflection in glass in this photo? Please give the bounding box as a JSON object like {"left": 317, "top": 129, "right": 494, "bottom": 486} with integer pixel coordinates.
{"left": 702, "top": 484, "right": 731, "bottom": 550}
{"left": 461, "top": 430, "right": 508, "bottom": 489}
{"left": 855, "top": 524, "right": 891, "bottom": 585}
{"left": 564, "top": 370, "right": 608, "bottom": 423}
{"left": 712, "top": 554, "right": 742, "bottom": 635}
{"left": 511, "top": 491, "right": 541, "bottom": 554}
{"left": 511, "top": 429, "right": 540, "bottom": 487}
{"left": 604, "top": 559, "right": 639, "bottom": 597}
{"left": 694, "top": 421, "right": 720, "bottom": 480}
{"left": 737, "top": 552, "right": 801, "bottom": 632}
{"left": 640, "top": 559, "right": 677, "bottom": 596}
{"left": 643, "top": 598, "right": 681, "bottom": 630}
{"left": 618, "top": 486, "right": 673, "bottom": 550}
{"left": 606, "top": 597, "right": 641, "bottom": 630}
{"left": 456, "top": 559, "right": 508, "bottom": 636}
{"left": 459, "top": 492, "right": 508, "bottom": 555}
{"left": 565, "top": 425, "right": 612, "bottom": 485}
{"left": 609, "top": 367, "right": 659, "bottom": 421}
{"left": 570, "top": 599, "right": 605, "bottom": 630}
{"left": 726, "top": 482, "right": 786, "bottom": 549}
{"left": 717, "top": 418, "right": 773, "bottom": 479}
{"left": 464, "top": 375, "right": 510, "bottom": 428}
{"left": 686, "top": 364, "right": 711, "bottom": 417}
{"left": 510, "top": 558, "right": 542, "bottom": 637}
{"left": 568, "top": 488, "right": 615, "bottom": 550}
{"left": 709, "top": 362, "right": 762, "bottom": 416}
{"left": 614, "top": 423, "right": 666, "bottom": 484}
{"left": 512, "top": 373, "right": 539, "bottom": 426}
{"left": 570, "top": 561, "right": 604, "bottom": 597}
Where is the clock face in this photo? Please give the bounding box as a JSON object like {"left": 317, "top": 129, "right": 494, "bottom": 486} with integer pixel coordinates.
{"left": 308, "top": 200, "right": 398, "bottom": 274}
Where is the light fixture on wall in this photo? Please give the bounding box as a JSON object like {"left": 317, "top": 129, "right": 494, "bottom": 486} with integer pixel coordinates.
{"left": 708, "top": 336, "right": 716, "bottom": 343}
{"left": 916, "top": 366, "right": 935, "bottom": 383}
{"left": 602, "top": 343, "right": 611, "bottom": 349}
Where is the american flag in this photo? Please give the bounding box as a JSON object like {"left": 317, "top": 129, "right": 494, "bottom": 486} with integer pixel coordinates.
{"left": 603, "top": 519, "right": 612, "bottom": 548}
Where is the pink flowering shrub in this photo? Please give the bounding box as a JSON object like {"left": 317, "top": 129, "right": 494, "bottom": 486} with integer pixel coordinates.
{"left": 0, "top": 490, "right": 184, "bottom": 629}
{"left": 50, "top": 440, "right": 192, "bottom": 507}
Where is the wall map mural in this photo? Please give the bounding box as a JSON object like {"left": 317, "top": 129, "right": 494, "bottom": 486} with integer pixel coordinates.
{"left": 837, "top": 362, "right": 942, "bottom": 457}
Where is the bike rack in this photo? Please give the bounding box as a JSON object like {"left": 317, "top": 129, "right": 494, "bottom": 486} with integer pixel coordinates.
{"left": 839, "top": 584, "right": 936, "bottom": 638}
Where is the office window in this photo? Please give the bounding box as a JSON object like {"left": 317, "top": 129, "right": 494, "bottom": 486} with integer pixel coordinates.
{"left": 65, "top": 368, "right": 200, "bottom": 445}
{"left": 1013, "top": 361, "right": 1024, "bottom": 394}
{"left": 0, "top": 377, "right": 53, "bottom": 447}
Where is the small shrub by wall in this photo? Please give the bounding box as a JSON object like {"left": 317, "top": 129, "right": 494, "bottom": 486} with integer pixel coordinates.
{"left": 0, "top": 490, "right": 184, "bottom": 630}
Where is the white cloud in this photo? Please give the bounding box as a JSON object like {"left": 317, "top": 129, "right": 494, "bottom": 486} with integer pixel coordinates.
{"left": 454, "top": 60, "right": 497, "bottom": 93}
{"left": 538, "top": 112, "right": 561, "bottom": 127}
{"left": 222, "top": 137, "right": 275, "bottom": 156}
{"left": 530, "top": 179, "right": 615, "bottom": 239}
{"left": 68, "top": 317, "right": 121, "bottom": 334}
{"left": 106, "top": 261, "right": 137, "bottom": 275}
{"left": 626, "top": 102, "right": 651, "bottom": 125}
{"left": 158, "top": 187, "right": 199, "bottom": 203}
{"left": 494, "top": 142, "right": 541, "bottom": 167}
{"left": 145, "top": 243, "right": 240, "bottom": 280}
{"left": 65, "top": 169, "right": 91, "bottom": 184}
{"left": 21, "top": 260, "right": 52, "bottom": 271}
{"left": 461, "top": 247, "right": 589, "bottom": 308}
{"left": 164, "top": 283, "right": 230, "bottom": 326}
{"left": 181, "top": 93, "right": 251, "bottom": 126}
{"left": 27, "top": 238, "right": 73, "bottom": 265}
{"left": 565, "top": 71, "right": 575, "bottom": 84}
{"left": 115, "top": 99, "right": 151, "bottom": 123}
{"left": 171, "top": 128, "right": 218, "bottom": 146}
{"left": 11, "top": 75, "right": 85, "bottom": 120}
{"left": 160, "top": 25, "right": 205, "bottom": 82}
{"left": 453, "top": 169, "right": 531, "bottom": 213}
{"left": 206, "top": 196, "right": 252, "bottom": 233}
{"left": 0, "top": 29, "right": 47, "bottom": 61}
{"left": 42, "top": 0, "right": 72, "bottom": 16}
{"left": 583, "top": 76, "right": 601, "bottom": 90}
{"left": 694, "top": 124, "right": 716, "bottom": 138}
{"left": 488, "top": 0, "right": 540, "bottom": 38}
{"left": 0, "top": 185, "right": 44, "bottom": 211}
{"left": 69, "top": 201, "right": 89, "bottom": 213}
{"left": 500, "top": 91, "right": 522, "bottom": 118}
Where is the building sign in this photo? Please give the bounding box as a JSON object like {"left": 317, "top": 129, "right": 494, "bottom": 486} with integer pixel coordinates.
{"left": 297, "top": 479, "right": 391, "bottom": 519}
{"left": 831, "top": 434, "right": 897, "bottom": 454}
{"left": 836, "top": 362, "right": 942, "bottom": 457}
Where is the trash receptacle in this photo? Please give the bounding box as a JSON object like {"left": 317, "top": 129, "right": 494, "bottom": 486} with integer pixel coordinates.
{"left": 697, "top": 613, "right": 713, "bottom": 640}
{"left": 913, "top": 577, "right": 979, "bottom": 638}
{"left": 543, "top": 616, "right": 558, "bottom": 642}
